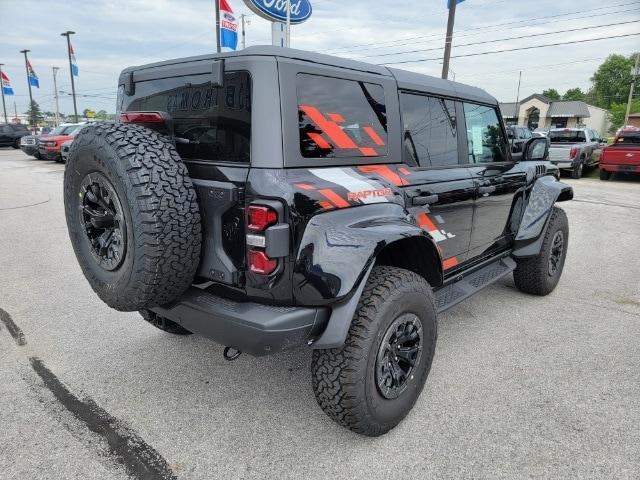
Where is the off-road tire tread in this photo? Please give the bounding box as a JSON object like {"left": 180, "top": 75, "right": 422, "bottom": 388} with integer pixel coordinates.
{"left": 513, "top": 206, "right": 568, "bottom": 296}
{"left": 64, "top": 123, "right": 201, "bottom": 311}
{"left": 311, "top": 266, "right": 436, "bottom": 436}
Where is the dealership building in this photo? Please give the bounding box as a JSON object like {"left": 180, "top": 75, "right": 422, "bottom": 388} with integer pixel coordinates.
{"left": 500, "top": 93, "right": 609, "bottom": 135}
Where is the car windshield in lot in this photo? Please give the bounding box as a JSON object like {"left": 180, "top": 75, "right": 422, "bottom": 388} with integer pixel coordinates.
{"left": 549, "top": 130, "right": 586, "bottom": 143}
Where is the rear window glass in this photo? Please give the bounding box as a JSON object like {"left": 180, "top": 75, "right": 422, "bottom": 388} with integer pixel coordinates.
{"left": 128, "top": 71, "right": 251, "bottom": 164}
{"left": 549, "top": 130, "right": 586, "bottom": 143}
{"left": 297, "top": 73, "right": 387, "bottom": 158}
{"left": 614, "top": 134, "right": 640, "bottom": 145}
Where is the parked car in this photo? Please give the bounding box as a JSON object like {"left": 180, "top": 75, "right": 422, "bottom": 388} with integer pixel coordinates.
{"left": 38, "top": 123, "right": 85, "bottom": 162}
{"left": 533, "top": 127, "right": 549, "bottom": 137}
{"left": 63, "top": 46, "right": 572, "bottom": 436}
{"left": 0, "top": 123, "right": 30, "bottom": 148}
{"left": 19, "top": 134, "right": 41, "bottom": 158}
{"left": 547, "top": 128, "right": 603, "bottom": 178}
{"left": 600, "top": 128, "right": 640, "bottom": 180}
{"left": 506, "top": 125, "right": 533, "bottom": 160}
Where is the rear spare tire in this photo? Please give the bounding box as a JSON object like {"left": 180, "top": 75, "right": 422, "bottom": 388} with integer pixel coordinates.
{"left": 64, "top": 123, "right": 201, "bottom": 312}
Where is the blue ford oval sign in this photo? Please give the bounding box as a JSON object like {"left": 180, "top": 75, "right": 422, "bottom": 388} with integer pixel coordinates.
{"left": 243, "top": 0, "right": 312, "bottom": 25}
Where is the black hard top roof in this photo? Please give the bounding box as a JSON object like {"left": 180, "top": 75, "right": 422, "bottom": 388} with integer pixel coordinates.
{"left": 121, "top": 45, "right": 496, "bottom": 105}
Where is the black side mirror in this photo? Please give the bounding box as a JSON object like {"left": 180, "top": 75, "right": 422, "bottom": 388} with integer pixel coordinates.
{"left": 522, "top": 137, "right": 549, "bottom": 161}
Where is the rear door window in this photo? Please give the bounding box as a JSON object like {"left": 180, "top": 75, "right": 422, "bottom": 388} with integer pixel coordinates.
{"left": 297, "top": 73, "right": 387, "bottom": 158}
{"left": 462, "top": 102, "right": 508, "bottom": 163}
{"left": 126, "top": 71, "right": 251, "bottom": 164}
{"left": 400, "top": 92, "right": 458, "bottom": 167}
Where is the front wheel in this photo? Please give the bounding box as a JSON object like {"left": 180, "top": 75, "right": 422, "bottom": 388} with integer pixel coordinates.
{"left": 311, "top": 266, "right": 437, "bottom": 436}
{"left": 513, "top": 207, "right": 568, "bottom": 296}
{"left": 599, "top": 169, "right": 611, "bottom": 180}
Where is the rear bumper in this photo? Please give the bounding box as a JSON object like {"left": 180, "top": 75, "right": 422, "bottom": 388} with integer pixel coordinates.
{"left": 20, "top": 145, "right": 38, "bottom": 156}
{"left": 151, "top": 287, "right": 330, "bottom": 356}
{"left": 600, "top": 164, "right": 640, "bottom": 173}
{"left": 550, "top": 160, "right": 576, "bottom": 169}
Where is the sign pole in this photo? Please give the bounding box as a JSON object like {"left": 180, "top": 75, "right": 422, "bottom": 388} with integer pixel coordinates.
{"left": 0, "top": 64, "right": 8, "bottom": 124}
{"left": 215, "top": 0, "right": 221, "bottom": 53}
{"left": 19, "top": 50, "right": 34, "bottom": 126}
{"left": 52, "top": 66, "right": 60, "bottom": 127}
{"left": 286, "top": 0, "right": 291, "bottom": 48}
{"left": 441, "top": 1, "right": 457, "bottom": 80}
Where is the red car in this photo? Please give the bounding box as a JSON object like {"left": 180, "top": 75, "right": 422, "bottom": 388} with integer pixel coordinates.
{"left": 600, "top": 128, "right": 640, "bottom": 180}
{"left": 38, "top": 123, "right": 84, "bottom": 162}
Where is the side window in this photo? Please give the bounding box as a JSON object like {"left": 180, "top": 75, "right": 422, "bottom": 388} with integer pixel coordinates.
{"left": 400, "top": 93, "right": 458, "bottom": 167}
{"left": 462, "top": 102, "right": 508, "bottom": 164}
{"left": 297, "top": 74, "right": 387, "bottom": 158}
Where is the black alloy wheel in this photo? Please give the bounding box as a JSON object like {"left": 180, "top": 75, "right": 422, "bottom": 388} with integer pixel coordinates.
{"left": 376, "top": 313, "right": 423, "bottom": 400}
{"left": 79, "top": 172, "right": 127, "bottom": 271}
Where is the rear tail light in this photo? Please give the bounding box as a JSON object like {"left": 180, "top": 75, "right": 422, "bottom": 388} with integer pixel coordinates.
{"left": 247, "top": 205, "right": 278, "bottom": 232}
{"left": 248, "top": 250, "right": 278, "bottom": 275}
{"left": 569, "top": 147, "right": 578, "bottom": 159}
{"left": 118, "top": 111, "right": 165, "bottom": 124}
{"left": 246, "top": 204, "right": 279, "bottom": 275}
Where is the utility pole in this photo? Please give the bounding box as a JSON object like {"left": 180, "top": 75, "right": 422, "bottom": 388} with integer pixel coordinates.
{"left": 241, "top": 14, "right": 247, "bottom": 49}
{"left": 14, "top": 101, "right": 17, "bottom": 121}
{"left": 52, "top": 66, "right": 60, "bottom": 127}
{"left": 623, "top": 54, "right": 639, "bottom": 127}
{"left": 215, "top": 0, "right": 221, "bottom": 53}
{"left": 441, "top": 0, "right": 457, "bottom": 80}
{"left": 515, "top": 70, "right": 522, "bottom": 126}
{"left": 0, "top": 63, "right": 8, "bottom": 124}
{"left": 19, "top": 49, "right": 34, "bottom": 126}
{"left": 285, "top": 0, "right": 291, "bottom": 48}
{"left": 61, "top": 31, "right": 79, "bottom": 122}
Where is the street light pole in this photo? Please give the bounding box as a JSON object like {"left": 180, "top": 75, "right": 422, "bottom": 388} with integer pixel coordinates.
{"left": 0, "top": 63, "right": 8, "bottom": 124}
{"left": 286, "top": 0, "right": 291, "bottom": 48}
{"left": 215, "top": 0, "right": 221, "bottom": 53}
{"left": 52, "top": 66, "right": 60, "bottom": 127}
{"left": 19, "top": 49, "right": 34, "bottom": 126}
{"left": 61, "top": 31, "right": 78, "bottom": 122}
{"left": 241, "top": 14, "right": 246, "bottom": 50}
{"left": 441, "top": 1, "right": 457, "bottom": 80}
{"left": 623, "top": 54, "right": 639, "bottom": 127}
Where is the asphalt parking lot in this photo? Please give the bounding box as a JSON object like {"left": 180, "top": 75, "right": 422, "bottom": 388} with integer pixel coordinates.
{"left": 0, "top": 147, "right": 639, "bottom": 480}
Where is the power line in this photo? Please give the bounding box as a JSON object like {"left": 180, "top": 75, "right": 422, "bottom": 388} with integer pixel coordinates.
{"left": 366, "top": 19, "right": 640, "bottom": 59}
{"left": 326, "top": 1, "right": 640, "bottom": 54}
{"left": 380, "top": 32, "right": 640, "bottom": 65}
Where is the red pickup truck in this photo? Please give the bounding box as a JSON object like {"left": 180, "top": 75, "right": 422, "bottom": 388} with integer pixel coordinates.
{"left": 600, "top": 128, "right": 640, "bottom": 180}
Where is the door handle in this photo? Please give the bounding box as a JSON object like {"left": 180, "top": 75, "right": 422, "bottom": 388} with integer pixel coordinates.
{"left": 478, "top": 186, "right": 496, "bottom": 196}
{"left": 411, "top": 194, "right": 439, "bottom": 206}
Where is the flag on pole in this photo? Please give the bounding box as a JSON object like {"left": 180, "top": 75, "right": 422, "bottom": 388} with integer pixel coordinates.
{"left": 447, "top": 0, "right": 465, "bottom": 7}
{"left": 219, "top": 0, "right": 239, "bottom": 51}
{"left": 70, "top": 43, "right": 79, "bottom": 76}
{"left": 1, "top": 71, "right": 14, "bottom": 95}
{"left": 27, "top": 60, "right": 39, "bottom": 88}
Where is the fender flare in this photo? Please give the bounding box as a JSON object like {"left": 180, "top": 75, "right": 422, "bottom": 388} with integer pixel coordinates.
{"left": 512, "top": 174, "right": 573, "bottom": 258}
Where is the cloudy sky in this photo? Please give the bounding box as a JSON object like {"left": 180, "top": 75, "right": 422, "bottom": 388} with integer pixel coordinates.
{"left": 1, "top": 0, "right": 638, "bottom": 117}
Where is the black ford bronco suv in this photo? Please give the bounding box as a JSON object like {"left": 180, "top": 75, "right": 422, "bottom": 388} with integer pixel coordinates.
{"left": 64, "top": 46, "right": 573, "bottom": 436}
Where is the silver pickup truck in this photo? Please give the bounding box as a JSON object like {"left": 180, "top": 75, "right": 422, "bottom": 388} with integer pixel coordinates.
{"left": 548, "top": 128, "right": 604, "bottom": 179}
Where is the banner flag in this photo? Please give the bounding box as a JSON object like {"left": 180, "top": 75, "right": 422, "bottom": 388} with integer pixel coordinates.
{"left": 27, "top": 60, "right": 39, "bottom": 88}
{"left": 219, "top": 0, "right": 239, "bottom": 51}
{"left": 70, "top": 43, "right": 79, "bottom": 76}
{"left": 1, "top": 71, "right": 15, "bottom": 95}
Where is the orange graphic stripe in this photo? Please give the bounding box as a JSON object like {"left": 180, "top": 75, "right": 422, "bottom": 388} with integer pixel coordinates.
{"left": 359, "top": 147, "right": 378, "bottom": 156}
{"left": 358, "top": 165, "right": 407, "bottom": 186}
{"left": 295, "top": 183, "right": 316, "bottom": 190}
{"left": 398, "top": 166, "right": 411, "bottom": 176}
{"left": 442, "top": 257, "right": 459, "bottom": 270}
{"left": 416, "top": 212, "right": 438, "bottom": 231}
{"left": 363, "top": 126, "right": 385, "bottom": 146}
{"left": 328, "top": 113, "right": 345, "bottom": 123}
{"left": 318, "top": 189, "right": 350, "bottom": 208}
{"left": 299, "top": 105, "right": 358, "bottom": 149}
{"left": 319, "top": 201, "right": 334, "bottom": 210}
{"left": 307, "top": 132, "right": 331, "bottom": 150}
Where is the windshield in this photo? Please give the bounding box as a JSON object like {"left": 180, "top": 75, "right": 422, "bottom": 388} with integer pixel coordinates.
{"left": 48, "top": 126, "right": 66, "bottom": 135}
{"left": 62, "top": 125, "right": 80, "bottom": 134}
{"left": 549, "top": 130, "right": 586, "bottom": 143}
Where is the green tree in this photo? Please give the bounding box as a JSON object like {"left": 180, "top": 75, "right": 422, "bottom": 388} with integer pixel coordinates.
{"left": 609, "top": 98, "right": 640, "bottom": 133}
{"left": 590, "top": 53, "right": 638, "bottom": 109}
{"left": 542, "top": 88, "right": 561, "bottom": 100}
{"left": 95, "top": 109, "right": 108, "bottom": 120}
{"left": 24, "top": 100, "right": 43, "bottom": 126}
{"left": 562, "top": 88, "right": 585, "bottom": 101}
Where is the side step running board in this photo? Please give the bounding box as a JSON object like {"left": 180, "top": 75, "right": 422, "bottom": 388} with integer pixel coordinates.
{"left": 435, "top": 256, "right": 516, "bottom": 313}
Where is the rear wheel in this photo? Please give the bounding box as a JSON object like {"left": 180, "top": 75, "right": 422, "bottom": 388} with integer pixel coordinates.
{"left": 12, "top": 139, "right": 20, "bottom": 149}
{"left": 571, "top": 158, "right": 584, "bottom": 179}
{"left": 311, "top": 266, "right": 437, "bottom": 436}
{"left": 599, "top": 169, "right": 611, "bottom": 180}
{"left": 513, "top": 207, "right": 568, "bottom": 296}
